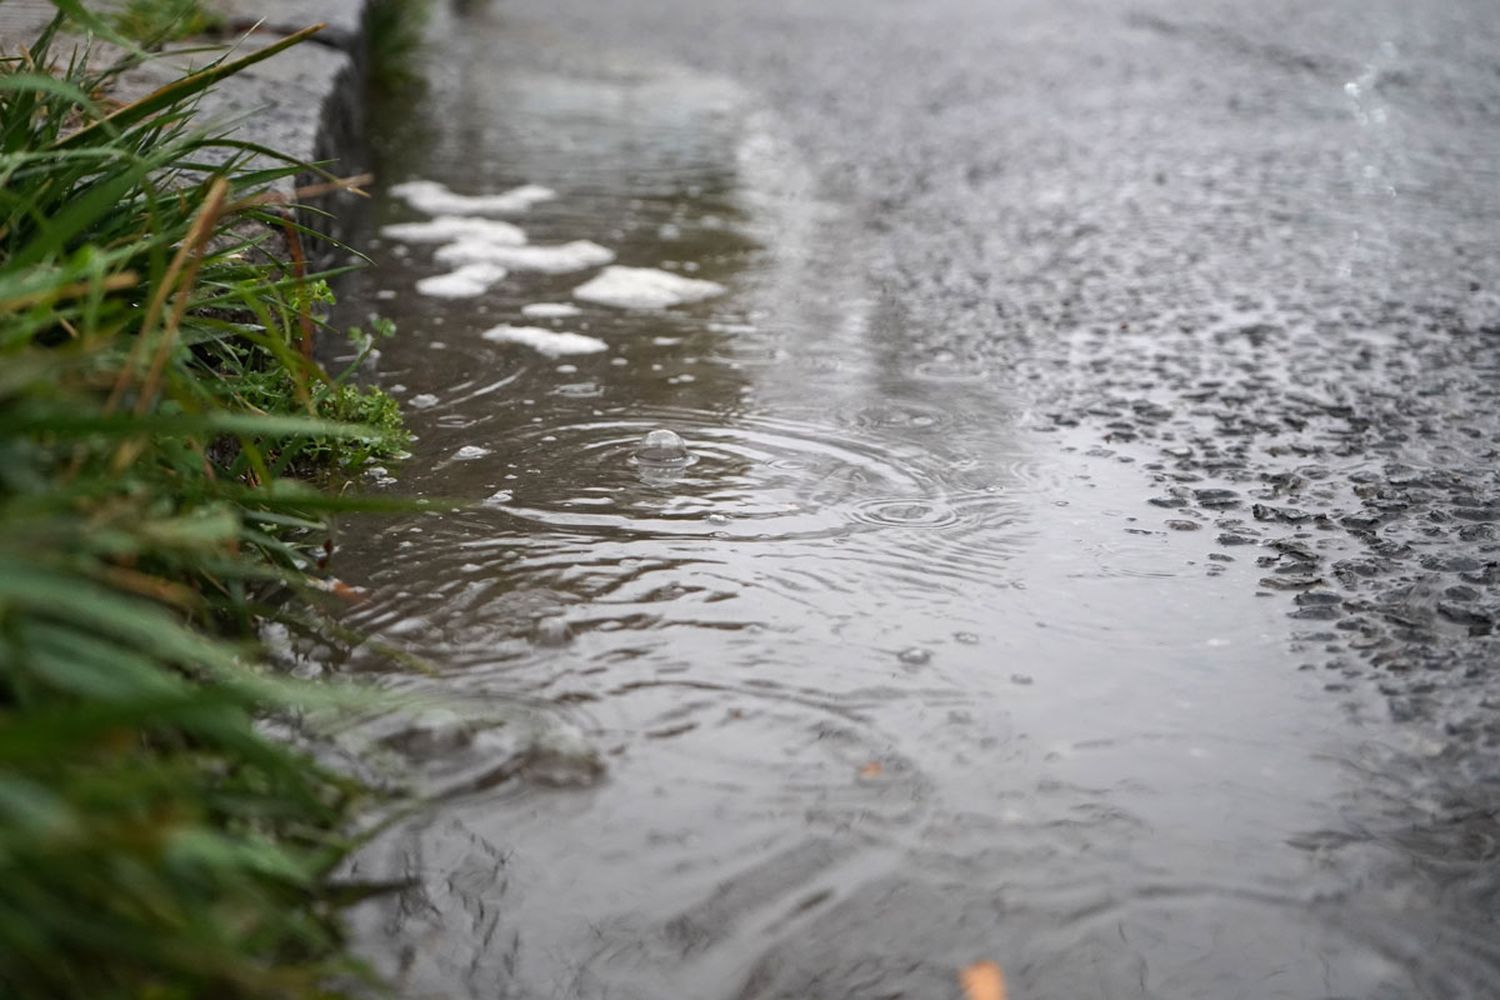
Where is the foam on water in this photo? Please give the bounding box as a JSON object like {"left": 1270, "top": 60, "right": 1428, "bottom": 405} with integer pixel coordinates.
{"left": 521, "top": 302, "right": 584, "bottom": 318}
{"left": 389, "top": 179, "right": 556, "bottom": 216}
{"left": 479, "top": 324, "right": 609, "bottom": 357}
{"left": 380, "top": 216, "right": 527, "bottom": 246}
{"left": 571, "top": 265, "right": 727, "bottom": 309}
{"left": 414, "top": 262, "right": 507, "bottom": 298}
{"left": 435, "top": 239, "right": 615, "bottom": 274}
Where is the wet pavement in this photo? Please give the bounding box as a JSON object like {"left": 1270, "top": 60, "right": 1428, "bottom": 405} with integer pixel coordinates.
{"left": 317, "top": 0, "right": 1500, "bottom": 996}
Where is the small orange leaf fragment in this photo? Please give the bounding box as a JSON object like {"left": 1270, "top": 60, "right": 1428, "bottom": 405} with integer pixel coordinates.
{"left": 960, "top": 960, "right": 1006, "bottom": 1000}
{"left": 858, "top": 761, "right": 884, "bottom": 779}
{"left": 329, "top": 579, "right": 368, "bottom": 604}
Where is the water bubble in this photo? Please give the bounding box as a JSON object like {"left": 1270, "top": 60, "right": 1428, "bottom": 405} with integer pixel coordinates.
{"left": 534, "top": 617, "right": 573, "bottom": 646}
{"left": 635, "top": 428, "right": 691, "bottom": 466}
{"left": 898, "top": 647, "right": 932, "bottom": 667}
{"left": 633, "top": 428, "right": 695, "bottom": 485}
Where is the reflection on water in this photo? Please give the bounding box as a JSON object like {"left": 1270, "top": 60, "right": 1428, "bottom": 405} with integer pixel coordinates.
{"left": 318, "top": 6, "right": 1500, "bottom": 998}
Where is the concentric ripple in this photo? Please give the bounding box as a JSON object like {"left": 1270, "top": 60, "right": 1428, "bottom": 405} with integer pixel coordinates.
{"left": 847, "top": 496, "right": 962, "bottom": 528}
{"left": 481, "top": 407, "right": 1017, "bottom": 544}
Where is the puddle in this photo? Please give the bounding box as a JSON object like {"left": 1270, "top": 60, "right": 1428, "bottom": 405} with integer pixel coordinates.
{"left": 318, "top": 5, "right": 1500, "bottom": 998}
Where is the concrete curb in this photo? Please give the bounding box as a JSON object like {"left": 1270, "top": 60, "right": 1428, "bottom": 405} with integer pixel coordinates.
{"left": 0, "top": 0, "right": 373, "bottom": 260}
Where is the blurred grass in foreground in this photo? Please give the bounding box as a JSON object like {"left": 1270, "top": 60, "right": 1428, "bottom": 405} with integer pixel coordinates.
{"left": 1, "top": 7, "right": 409, "bottom": 997}
{"left": 111, "top": 0, "right": 225, "bottom": 46}
{"left": 366, "top": 0, "right": 431, "bottom": 94}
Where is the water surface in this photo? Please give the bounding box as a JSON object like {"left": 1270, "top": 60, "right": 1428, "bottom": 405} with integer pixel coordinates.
{"left": 322, "top": 4, "right": 1500, "bottom": 996}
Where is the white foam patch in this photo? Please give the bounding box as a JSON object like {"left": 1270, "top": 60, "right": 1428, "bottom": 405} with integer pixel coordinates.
{"left": 435, "top": 239, "right": 615, "bottom": 274}
{"left": 408, "top": 393, "right": 439, "bottom": 409}
{"left": 381, "top": 216, "right": 526, "bottom": 245}
{"left": 480, "top": 324, "right": 608, "bottom": 358}
{"left": 389, "top": 179, "right": 556, "bottom": 216}
{"left": 415, "top": 263, "right": 507, "bottom": 299}
{"left": 571, "top": 266, "right": 726, "bottom": 309}
{"left": 521, "top": 302, "right": 584, "bottom": 318}
{"left": 453, "top": 445, "right": 492, "bottom": 461}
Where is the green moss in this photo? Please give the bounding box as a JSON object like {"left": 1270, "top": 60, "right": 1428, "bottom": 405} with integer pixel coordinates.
{"left": 238, "top": 369, "right": 412, "bottom": 476}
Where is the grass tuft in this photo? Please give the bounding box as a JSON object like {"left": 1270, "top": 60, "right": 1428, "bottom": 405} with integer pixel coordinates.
{"left": 1, "top": 10, "right": 407, "bottom": 998}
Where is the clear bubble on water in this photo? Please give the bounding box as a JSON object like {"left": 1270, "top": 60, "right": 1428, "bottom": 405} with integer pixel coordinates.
{"left": 534, "top": 617, "right": 573, "bottom": 646}
{"left": 630, "top": 428, "right": 693, "bottom": 485}
{"left": 633, "top": 428, "right": 694, "bottom": 472}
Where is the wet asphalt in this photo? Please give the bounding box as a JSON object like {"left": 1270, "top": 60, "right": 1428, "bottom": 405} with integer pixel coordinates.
{"left": 338, "top": 0, "right": 1500, "bottom": 994}
{"left": 499, "top": 0, "right": 1500, "bottom": 759}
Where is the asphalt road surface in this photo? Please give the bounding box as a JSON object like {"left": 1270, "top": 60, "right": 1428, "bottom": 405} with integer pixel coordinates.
{"left": 336, "top": 0, "right": 1500, "bottom": 996}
